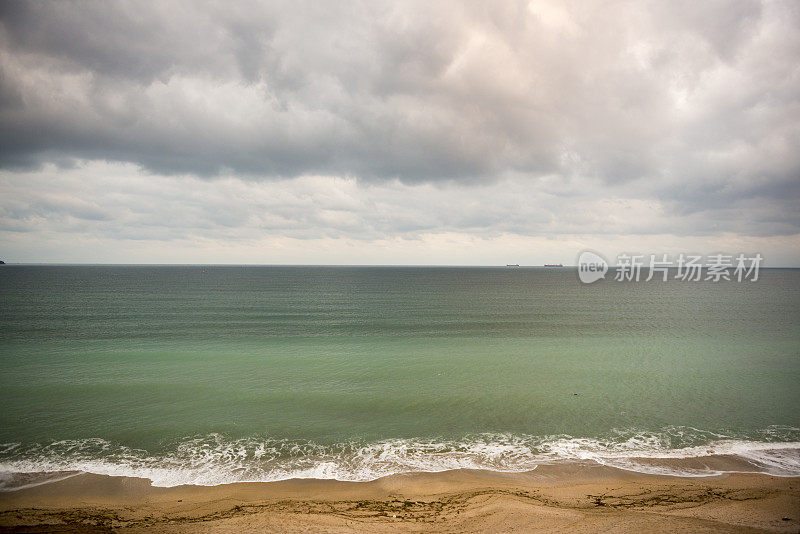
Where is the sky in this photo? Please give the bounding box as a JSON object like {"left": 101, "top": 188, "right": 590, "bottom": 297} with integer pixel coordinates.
{"left": 0, "top": 0, "right": 798, "bottom": 265}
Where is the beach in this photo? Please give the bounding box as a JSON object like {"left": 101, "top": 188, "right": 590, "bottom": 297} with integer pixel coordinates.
{"left": 1, "top": 463, "right": 798, "bottom": 533}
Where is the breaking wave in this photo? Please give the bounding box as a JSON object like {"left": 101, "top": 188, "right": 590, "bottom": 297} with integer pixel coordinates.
{"left": 1, "top": 426, "right": 798, "bottom": 489}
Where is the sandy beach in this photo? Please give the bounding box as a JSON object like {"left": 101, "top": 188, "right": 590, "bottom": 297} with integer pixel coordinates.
{"left": 0, "top": 463, "right": 797, "bottom": 533}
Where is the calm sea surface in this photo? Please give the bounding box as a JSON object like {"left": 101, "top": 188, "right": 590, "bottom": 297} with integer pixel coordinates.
{"left": 0, "top": 266, "right": 798, "bottom": 486}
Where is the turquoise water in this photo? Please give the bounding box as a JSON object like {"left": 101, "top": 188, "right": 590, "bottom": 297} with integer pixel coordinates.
{"left": 0, "top": 266, "right": 798, "bottom": 486}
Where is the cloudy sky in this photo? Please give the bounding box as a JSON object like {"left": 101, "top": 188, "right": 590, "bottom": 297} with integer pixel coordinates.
{"left": 1, "top": 0, "right": 798, "bottom": 265}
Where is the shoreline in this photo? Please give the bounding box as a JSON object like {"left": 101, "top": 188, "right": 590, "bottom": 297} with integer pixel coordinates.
{"left": 2, "top": 438, "right": 797, "bottom": 489}
{"left": 1, "top": 464, "right": 798, "bottom": 532}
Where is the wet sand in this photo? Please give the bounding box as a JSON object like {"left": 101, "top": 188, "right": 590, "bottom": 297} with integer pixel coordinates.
{"left": 0, "top": 463, "right": 798, "bottom": 533}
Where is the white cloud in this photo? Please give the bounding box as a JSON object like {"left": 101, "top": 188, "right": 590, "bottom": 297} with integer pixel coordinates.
{"left": 1, "top": 161, "right": 797, "bottom": 265}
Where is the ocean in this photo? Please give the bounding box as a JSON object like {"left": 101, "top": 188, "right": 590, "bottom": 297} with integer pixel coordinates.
{"left": 0, "top": 265, "right": 798, "bottom": 488}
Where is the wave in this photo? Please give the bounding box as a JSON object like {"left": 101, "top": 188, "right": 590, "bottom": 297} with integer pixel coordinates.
{"left": 1, "top": 427, "right": 798, "bottom": 489}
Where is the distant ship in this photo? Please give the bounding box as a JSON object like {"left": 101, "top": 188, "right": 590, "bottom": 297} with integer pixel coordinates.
{"left": 544, "top": 264, "right": 563, "bottom": 267}
{"left": 506, "top": 264, "right": 520, "bottom": 267}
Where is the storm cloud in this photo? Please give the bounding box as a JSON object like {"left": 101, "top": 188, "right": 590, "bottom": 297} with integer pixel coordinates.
{"left": 0, "top": 1, "right": 798, "bottom": 263}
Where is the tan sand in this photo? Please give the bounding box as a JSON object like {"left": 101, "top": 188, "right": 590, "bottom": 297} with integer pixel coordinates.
{"left": 0, "top": 463, "right": 798, "bottom": 533}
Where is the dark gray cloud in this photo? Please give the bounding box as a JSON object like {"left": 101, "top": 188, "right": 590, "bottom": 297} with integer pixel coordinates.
{"left": 0, "top": 0, "right": 799, "bottom": 261}
{"left": 2, "top": 1, "right": 797, "bottom": 186}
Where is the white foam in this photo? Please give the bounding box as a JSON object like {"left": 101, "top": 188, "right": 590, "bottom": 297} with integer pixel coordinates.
{"left": 1, "top": 428, "right": 798, "bottom": 488}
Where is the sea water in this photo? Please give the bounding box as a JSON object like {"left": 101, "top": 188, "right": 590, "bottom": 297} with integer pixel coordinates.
{"left": 0, "top": 266, "right": 798, "bottom": 487}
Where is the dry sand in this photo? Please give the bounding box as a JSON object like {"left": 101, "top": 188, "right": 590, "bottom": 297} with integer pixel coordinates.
{"left": 0, "top": 463, "right": 798, "bottom": 533}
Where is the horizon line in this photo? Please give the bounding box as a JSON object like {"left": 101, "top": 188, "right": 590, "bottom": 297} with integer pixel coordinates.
{"left": 2, "top": 263, "right": 799, "bottom": 269}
